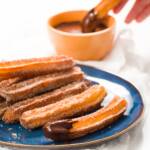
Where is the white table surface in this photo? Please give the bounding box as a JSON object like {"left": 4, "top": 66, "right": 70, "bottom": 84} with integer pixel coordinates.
{"left": 0, "top": 0, "right": 149, "bottom": 150}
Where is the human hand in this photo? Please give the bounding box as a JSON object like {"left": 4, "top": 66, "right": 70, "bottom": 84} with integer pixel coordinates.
{"left": 113, "top": 0, "right": 150, "bottom": 23}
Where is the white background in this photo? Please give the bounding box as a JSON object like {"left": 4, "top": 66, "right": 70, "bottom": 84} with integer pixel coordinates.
{"left": 0, "top": 0, "right": 149, "bottom": 59}
{"left": 0, "top": 0, "right": 149, "bottom": 150}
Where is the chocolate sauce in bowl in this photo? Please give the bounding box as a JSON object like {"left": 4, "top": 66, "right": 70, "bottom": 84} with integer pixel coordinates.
{"left": 55, "top": 21, "right": 82, "bottom": 33}
{"left": 55, "top": 20, "right": 107, "bottom": 34}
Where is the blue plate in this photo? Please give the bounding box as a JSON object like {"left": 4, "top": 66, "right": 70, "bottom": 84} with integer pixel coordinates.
{"left": 0, "top": 64, "right": 144, "bottom": 149}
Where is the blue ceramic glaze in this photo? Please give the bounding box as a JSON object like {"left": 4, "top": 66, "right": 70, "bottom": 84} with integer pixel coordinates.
{"left": 0, "top": 64, "right": 144, "bottom": 147}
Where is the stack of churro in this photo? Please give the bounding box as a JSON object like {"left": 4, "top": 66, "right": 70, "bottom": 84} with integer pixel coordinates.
{"left": 0, "top": 56, "right": 84, "bottom": 118}
{"left": 0, "top": 55, "right": 127, "bottom": 141}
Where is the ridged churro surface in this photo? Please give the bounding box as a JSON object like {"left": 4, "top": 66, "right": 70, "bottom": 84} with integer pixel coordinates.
{"left": 0, "top": 102, "right": 8, "bottom": 118}
{"left": 3, "top": 80, "right": 91, "bottom": 123}
{"left": 0, "top": 55, "right": 74, "bottom": 80}
{"left": 0, "top": 67, "right": 84, "bottom": 104}
{"left": 20, "top": 85, "right": 107, "bottom": 129}
{"left": 43, "top": 96, "right": 127, "bottom": 141}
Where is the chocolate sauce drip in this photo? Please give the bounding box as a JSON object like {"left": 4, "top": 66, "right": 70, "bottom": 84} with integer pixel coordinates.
{"left": 81, "top": 9, "right": 98, "bottom": 33}
{"left": 43, "top": 120, "right": 73, "bottom": 141}
{"left": 50, "top": 120, "right": 73, "bottom": 132}
{"left": 81, "top": 9, "right": 106, "bottom": 33}
{"left": 55, "top": 10, "right": 107, "bottom": 34}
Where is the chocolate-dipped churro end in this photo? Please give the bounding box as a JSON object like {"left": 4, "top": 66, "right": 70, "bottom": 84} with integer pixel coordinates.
{"left": 43, "top": 120, "right": 73, "bottom": 141}
{"left": 43, "top": 96, "right": 127, "bottom": 141}
{"left": 81, "top": 9, "right": 98, "bottom": 33}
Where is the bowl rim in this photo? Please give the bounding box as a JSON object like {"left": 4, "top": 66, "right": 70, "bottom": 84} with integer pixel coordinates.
{"left": 47, "top": 10, "right": 116, "bottom": 37}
